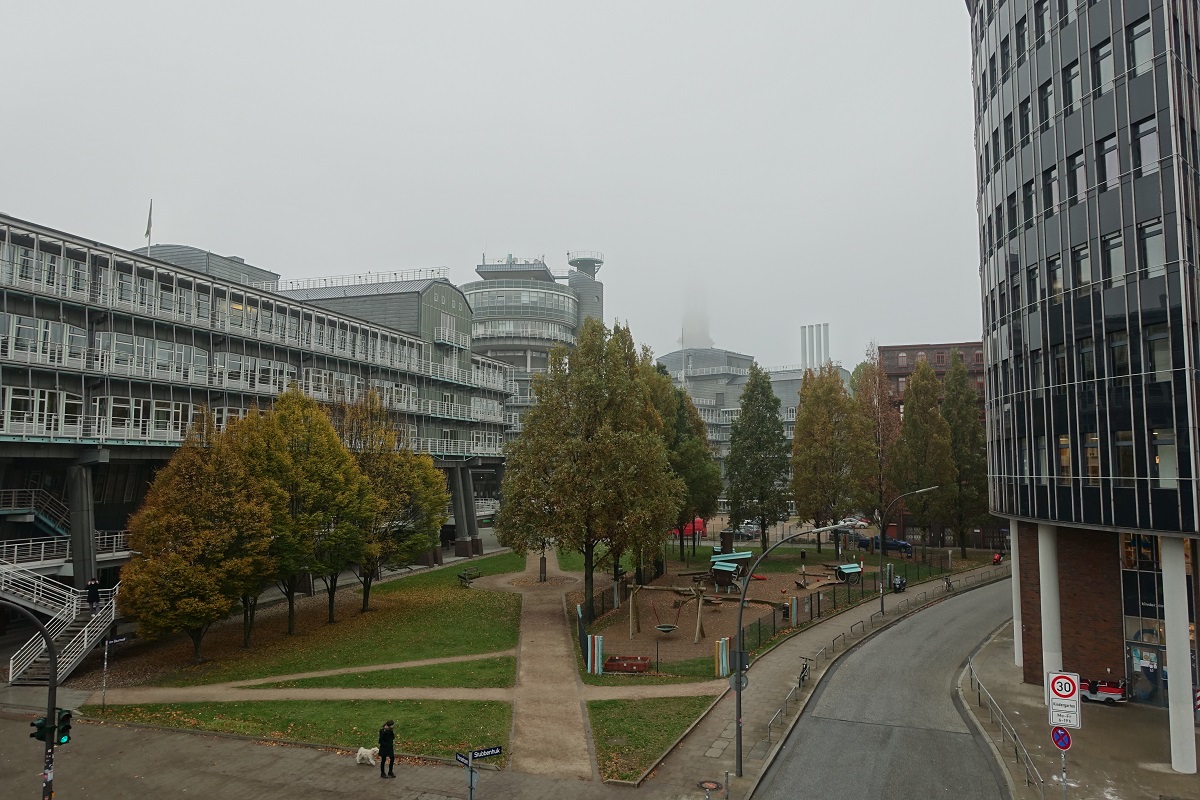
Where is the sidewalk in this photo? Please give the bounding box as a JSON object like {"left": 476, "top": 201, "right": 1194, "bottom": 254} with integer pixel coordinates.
{"left": 963, "top": 621, "right": 1200, "bottom": 800}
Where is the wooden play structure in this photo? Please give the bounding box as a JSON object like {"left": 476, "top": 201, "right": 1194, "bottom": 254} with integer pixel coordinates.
{"left": 628, "top": 585, "right": 707, "bottom": 643}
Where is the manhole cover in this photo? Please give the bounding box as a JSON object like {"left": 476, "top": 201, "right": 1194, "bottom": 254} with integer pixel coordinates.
{"left": 697, "top": 780, "right": 723, "bottom": 790}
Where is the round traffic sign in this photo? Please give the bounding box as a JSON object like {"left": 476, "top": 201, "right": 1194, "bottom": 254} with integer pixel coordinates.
{"left": 1050, "top": 675, "right": 1077, "bottom": 699}
{"left": 1051, "top": 726, "right": 1072, "bottom": 751}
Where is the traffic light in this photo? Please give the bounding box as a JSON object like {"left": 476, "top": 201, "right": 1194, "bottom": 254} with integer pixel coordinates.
{"left": 55, "top": 709, "right": 72, "bottom": 745}
{"left": 29, "top": 716, "right": 49, "bottom": 742}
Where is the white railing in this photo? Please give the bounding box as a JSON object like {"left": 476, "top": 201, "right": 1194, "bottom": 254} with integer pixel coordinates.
{"left": 53, "top": 586, "right": 119, "bottom": 682}
{"left": 0, "top": 488, "right": 71, "bottom": 531}
{"left": 0, "top": 558, "right": 78, "bottom": 614}
{"left": 413, "top": 438, "right": 504, "bottom": 457}
{"left": 434, "top": 327, "right": 471, "bottom": 350}
{"left": 0, "top": 537, "right": 70, "bottom": 564}
{"left": 0, "top": 411, "right": 188, "bottom": 445}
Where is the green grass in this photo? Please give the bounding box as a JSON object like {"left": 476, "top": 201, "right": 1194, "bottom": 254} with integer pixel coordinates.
{"left": 577, "top": 643, "right": 720, "bottom": 686}
{"left": 251, "top": 657, "right": 517, "bottom": 689}
{"left": 82, "top": 699, "right": 511, "bottom": 765}
{"left": 154, "top": 552, "right": 525, "bottom": 686}
{"left": 589, "top": 695, "right": 715, "bottom": 781}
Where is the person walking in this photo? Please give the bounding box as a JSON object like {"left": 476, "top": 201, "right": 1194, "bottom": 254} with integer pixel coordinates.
{"left": 86, "top": 577, "right": 101, "bottom": 615}
{"left": 378, "top": 719, "right": 396, "bottom": 778}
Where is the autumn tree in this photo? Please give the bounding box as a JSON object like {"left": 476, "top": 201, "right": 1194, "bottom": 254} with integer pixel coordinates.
{"left": 851, "top": 346, "right": 902, "bottom": 553}
{"left": 119, "top": 411, "right": 274, "bottom": 662}
{"left": 941, "top": 350, "right": 989, "bottom": 557}
{"left": 498, "top": 319, "right": 682, "bottom": 622}
{"left": 645, "top": 364, "right": 722, "bottom": 563}
{"left": 791, "top": 363, "right": 871, "bottom": 536}
{"left": 888, "top": 360, "right": 956, "bottom": 558}
{"left": 330, "top": 389, "right": 450, "bottom": 611}
{"left": 725, "top": 363, "right": 791, "bottom": 554}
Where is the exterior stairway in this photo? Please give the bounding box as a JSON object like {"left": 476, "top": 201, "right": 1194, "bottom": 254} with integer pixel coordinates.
{"left": 0, "top": 557, "right": 119, "bottom": 685}
{"left": 0, "top": 488, "right": 72, "bottom": 537}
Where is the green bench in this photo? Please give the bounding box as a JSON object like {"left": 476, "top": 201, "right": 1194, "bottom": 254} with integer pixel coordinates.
{"left": 458, "top": 566, "right": 482, "bottom": 588}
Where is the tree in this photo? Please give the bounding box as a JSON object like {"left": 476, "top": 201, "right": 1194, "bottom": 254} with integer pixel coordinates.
{"left": 497, "top": 319, "right": 682, "bottom": 622}
{"left": 329, "top": 390, "right": 450, "bottom": 611}
{"left": 888, "top": 361, "right": 956, "bottom": 558}
{"left": 119, "top": 411, "right": 274, "bottom": 662}
{"left": 941, "top": 351, "right": 989, "bottom": 558}
{"left": 791, "top": 363, "right": 871, "bottom": 537}
{"left": 645, "top": 365, "right": 722, "bottom": 563}
{"left": 725, "top": 363, "right": 791, "bottom": 554}
{"left": 851, "top": 346, "right": 902, "bottom": 553}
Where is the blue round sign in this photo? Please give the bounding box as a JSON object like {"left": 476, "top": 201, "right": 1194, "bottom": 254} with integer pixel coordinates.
{"left": 1051, "top": 726, "right": 1072, "bottom": 751}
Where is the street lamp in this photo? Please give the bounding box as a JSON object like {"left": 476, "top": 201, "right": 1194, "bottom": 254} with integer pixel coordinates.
{"left": 878, "top": 485, "right": 939, "bottom": 617}
{"left": 734, "top": 521, "right": 844, "bottom": 777}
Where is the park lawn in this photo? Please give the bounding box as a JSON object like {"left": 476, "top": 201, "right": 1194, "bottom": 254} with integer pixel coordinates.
{"left": 154, "top": 552, "right": 524, "bottom": 686}
{"left": 589, "top": 695, "right": 715, "bottom": 781}
{"left": 252, "top": 657, "right": 516, "bottom": 689}
{"left": 82, "top": 699, "right": 510, "bottom": 766}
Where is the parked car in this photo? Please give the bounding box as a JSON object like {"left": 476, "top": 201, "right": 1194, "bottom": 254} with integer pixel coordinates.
{"left": 839, "top": 517, "right": 869, "bottom": 529}
{"left": 869, "top": 535, "right": 913, "bottom": 555}
{"left": 734, "top": 524, "right": 761, "bottom": 541}
{"left": 854, "top": 533, "right": 872, "bottom": 549}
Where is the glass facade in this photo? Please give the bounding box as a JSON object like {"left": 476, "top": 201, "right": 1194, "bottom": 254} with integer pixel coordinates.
{"left": 971, "top": 0, "right": 1200, "bottom": 534}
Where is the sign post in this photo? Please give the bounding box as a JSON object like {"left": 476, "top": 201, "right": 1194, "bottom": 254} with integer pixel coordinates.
{"left": 456, "top": 745, "right": 501, "bottom": 799}
{"left": 1051, "top": 726, "right": 1071, "bottom": 799}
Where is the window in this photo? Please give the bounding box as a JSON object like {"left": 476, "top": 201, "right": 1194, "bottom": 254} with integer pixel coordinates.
{"left": 1109, "top": 331, "right": 1130, "bottom": 385}
{"left": 1031, "top": 351, "right": 1043, "bottom": 394}
{"left": 1016, "top": 16, "right": 1028, "bottom": 64}
{"left": 1151, "top": 429, "right": 1177, "bottom": 488}
{"left": 1057, "top": 434, "right": 1072, "bottom": 485}
{"left": 1084, "top": 432, "right": 1100, "bottom": 486}
{"left": 1028, "top": 264, "right": 1041, "bottom": 306}
{"left": 1036, "top": 435, "right": 1048, "bottom": 484}
{"left": 1058, "top": 0, "right": 1076, "bottom": 25}
{"left": 1097, "top": 135, "right": 1120, "bottom": 191}
{"left": 917, "top": 352, "right": 927, "bottom": 363}
{"left": 988, "top": 55, "right": 997, "bottom": 95}
{"left": 1063, "top": 61, "right": 1082, "bottom": 114}
{"left": 992, "top": 129, "right": 1001, "bottom": 173}
{"left": 1004, "top": 113, "right": 1015, "bottom": 155}
{"left": 974, "top": 350, "right": 984, "bottom": 365}
{"left": 1019, "top": 99, "right": 1032, "bottom": 143}
{"left": 1072, "top": 245, "right": 1092, "bottom": 287}
{"left": 1092, "top": 40, "right": 1114, "bottom": 94}
{"left": 1138, "top": 220, "right": 1166, "bottom": 277}
{"left": 1102, "top": 234, "right": 1126, "bottom": 286}
{"left": 1023, "top": 181, "right": 1036, "bottom": 226}
{"left": 1038, "top": 80, "right": 1055, "bottom": 130}
{"left": 1078, "top": 337, "right": 1095, "bottom": 379}
{"left": 1133, "top": 117, "right": 1159, "bottom": 176}
{"left": 1053, "top": 344, "right": 1067, "bottom": 383}
{"left": 1128, "top": 16, "right": 1153, "bottom": 78}
{"left": 935, "top": 352, "right": 947, "bottom": 367}
{"left": 1043, "top": 165, "right": 1059, "bottom": 214}
{"left": 1001, "top": 36, "right": 1011, "bottom": 74}
{"left": 1067, "top": 151, "right": 1087, "bottom": 202}
{"left": 1007, "top": 193, "right": 1018, "bottom": 235}
{"left": 898, "top": 376, "right": 906, "bottom": 395}
{"left": 1145, "top": 323, "right": 1171, "bottom": 381}
{"left": 1035, "top": 1, "right": 1051, "bottom": 43}
{"left": 1114, "top": 431, "right": 1135, "bottom": 487}
{"left": 1048, "top": 255, "right": 1063, "bottom": 300}
{"left": 897, "top": 352, "right": 908, "bottom": 367}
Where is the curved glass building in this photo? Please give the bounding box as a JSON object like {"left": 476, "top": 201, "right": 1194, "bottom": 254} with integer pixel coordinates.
{"left": 967, "top": 0, "right": 1198, "bottom": 770}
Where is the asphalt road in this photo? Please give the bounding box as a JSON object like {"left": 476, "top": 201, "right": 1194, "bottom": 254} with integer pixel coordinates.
{"left": 754, "top": 579, "right": 1013, "bottom": 800}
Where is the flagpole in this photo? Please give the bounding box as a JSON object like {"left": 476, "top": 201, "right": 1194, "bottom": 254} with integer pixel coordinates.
{"left": 144, "top": 200, "right": 153, "bottom": 252}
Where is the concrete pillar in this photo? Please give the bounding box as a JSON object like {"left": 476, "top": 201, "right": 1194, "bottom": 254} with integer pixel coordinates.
{"left": 1037, "top": 523, "right": 1062, "bottom": 676}
{"left": 1159, "top": 536, "right": 1197, "bottom": 773}
{"left": 461, "top": 469, "right": 482, "bottom": 555}
{"left": 1009, "top": 518, "right": 1022, "bottom": 667}
{"left": 67, "top": 464, "right": 96, "bottom": 589}
{"left": 451, "top": 466, "right": 471, "bottom": 557}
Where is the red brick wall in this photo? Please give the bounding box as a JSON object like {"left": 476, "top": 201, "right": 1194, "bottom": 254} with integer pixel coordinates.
{"left": 1057, "top": 528, "right": 1125, "bottom": 680}
{"left": 1017, "top": 522, "right": 1043, "bottom": 684}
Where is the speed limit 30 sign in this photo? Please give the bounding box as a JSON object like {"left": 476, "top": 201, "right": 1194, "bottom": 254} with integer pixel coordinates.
{"left": 1047, "top": 671, "right": 1081, "bottom": 729}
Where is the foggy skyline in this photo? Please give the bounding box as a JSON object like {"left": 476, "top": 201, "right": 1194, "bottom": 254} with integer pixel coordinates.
{"left": 2, "top": 1, "right": 980, "bottom": 371}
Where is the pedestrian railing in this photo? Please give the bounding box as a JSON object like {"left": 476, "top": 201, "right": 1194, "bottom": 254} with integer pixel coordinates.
{"left": 965, "top": 658, "right": 1045, "bottom": 799}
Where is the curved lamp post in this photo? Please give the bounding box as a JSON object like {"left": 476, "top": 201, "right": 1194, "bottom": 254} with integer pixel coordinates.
{"left": 733, "top": 521, "right": 843, "bottom": 777}
{"left": 1, "top": 599, "right": 59, "bottom": 800}
{"left": 878, "top": 485, "right": 939, "bottom": 617}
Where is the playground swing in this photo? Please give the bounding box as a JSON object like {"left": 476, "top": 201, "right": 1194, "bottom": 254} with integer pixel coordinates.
{"left": 651, "top": 597, "right": 685, "bottom": 634}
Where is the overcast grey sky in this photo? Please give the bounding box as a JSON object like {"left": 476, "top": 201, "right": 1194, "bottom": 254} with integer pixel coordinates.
{"left": 3, "top": 1, "right": 978, "bottom": 370}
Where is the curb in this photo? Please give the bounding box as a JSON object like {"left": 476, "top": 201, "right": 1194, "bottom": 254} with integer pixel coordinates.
{"left": 742, "top": 568, "right": 1013, "bottom": 799}
{"left": 955, "top": 622, "right": 1019, "bottom": 800}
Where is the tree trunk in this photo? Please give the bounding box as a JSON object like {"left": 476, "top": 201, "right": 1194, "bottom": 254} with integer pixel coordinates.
{"left": 583, "top": 542, "right": 595, "bottom": 624}
{"left": 188, "top": 628, "right": 205, "bottom": 663}
{"left": 325, "top": 573, "right": 339, "bottom": 623}
{"left": 240, "top": 594, "right": 258, "bottom": 648}
{"left": 816, "top": 528, "right": 823, "bottom": 553}
{"left": 959, "top": 529, "right": 968, "bottom": 559}
{"left": 278, "top": 575, "right": 300, "bottom": 635}
{"left": 759, "top": 518, "right": 768, "bottom": 557}
{"left": 361, "top": 570, "right": 374, "bottom": 613}
{"left": 678, "top": 525, "right": 686, "bottom": 562}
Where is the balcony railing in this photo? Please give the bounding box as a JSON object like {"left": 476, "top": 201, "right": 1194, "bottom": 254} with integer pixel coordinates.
{"left": 434, "top": 327, "right": 471, "bottom": 350}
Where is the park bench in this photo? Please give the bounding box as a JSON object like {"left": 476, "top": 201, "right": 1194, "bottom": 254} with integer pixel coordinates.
{"left": 458, "top": 566, "right": 482, "bottom": 588}
{"left": 604, "top": 655, "right": 650, "bottom": 674}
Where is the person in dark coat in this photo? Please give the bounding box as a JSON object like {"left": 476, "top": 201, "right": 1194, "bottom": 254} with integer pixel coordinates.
{"left": 86, "top": 578, "right": 101, "bottom": 614}
{"left": 378, "top": 720, "right": 395, "bottom": 778}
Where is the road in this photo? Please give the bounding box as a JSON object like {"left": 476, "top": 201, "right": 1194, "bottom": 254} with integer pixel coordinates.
{"left": 754, "top": 579, "right": 1013, "bottom": 800}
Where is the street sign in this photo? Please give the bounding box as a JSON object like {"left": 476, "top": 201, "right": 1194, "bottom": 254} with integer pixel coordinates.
{"left": 105, "top": 636, "right": 128, "bottom": 646}
{"left": 729, "top": 673, "right": 748, "bottom": 691}
{"left": 1047, "top": 671, "right": 1081, "bottom": 729}
{"left": 1051, "top": 726, "right": 1072, "bottom": 751}
{"left": 455, "top": 752, "right": 469, "bottom": 766}
{"left": 471, "top": 745, "right": 502, "bottom": 759}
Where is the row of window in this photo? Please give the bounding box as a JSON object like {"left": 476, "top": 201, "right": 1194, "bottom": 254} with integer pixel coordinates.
{"left": 471, "top": 319, "right": 577, "bottom": 343}
{"left": 992, "top": 324, "right": 1173, "bottom": 394}
{"left": 1007, "top": 428, "right": 1178, "bottom": 488}
{"left": 985, "top": 219, "right": 1167, "bottom": 322}
{"left": 894, "top": 350, "right": 985, "bottom": 368}
{"left": 466, "top": 288, "right": 578, "bottom": 317}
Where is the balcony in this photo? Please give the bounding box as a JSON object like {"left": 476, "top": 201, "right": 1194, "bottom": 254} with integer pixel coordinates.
{"left": 434, "top": 327, "right": 470, "bottom": 350}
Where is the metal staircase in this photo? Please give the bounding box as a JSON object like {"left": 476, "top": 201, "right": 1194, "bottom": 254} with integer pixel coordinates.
{"left": 0, "top": 489, "right": 72, "bottom": 536}
{"left": 0, "top": 558, "right": 119, "bottom": 685}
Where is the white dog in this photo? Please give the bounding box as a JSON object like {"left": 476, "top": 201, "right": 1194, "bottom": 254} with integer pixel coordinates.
{"left": 355, "top": 746, "right": 380, "bottom": 766}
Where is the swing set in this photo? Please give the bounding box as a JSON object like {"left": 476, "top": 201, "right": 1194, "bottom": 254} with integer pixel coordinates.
{"left": 628, "top": 585, "right": 706, "bottom": 643}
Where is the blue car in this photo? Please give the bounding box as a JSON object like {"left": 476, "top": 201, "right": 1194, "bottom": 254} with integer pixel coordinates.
{"left": 868, "top": 535, "right": 913, "bottom": 555}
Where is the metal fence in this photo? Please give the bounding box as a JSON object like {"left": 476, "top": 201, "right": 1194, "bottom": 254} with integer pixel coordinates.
{"left": 964, "top": 658, "right": 1045, "bottom": 798}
